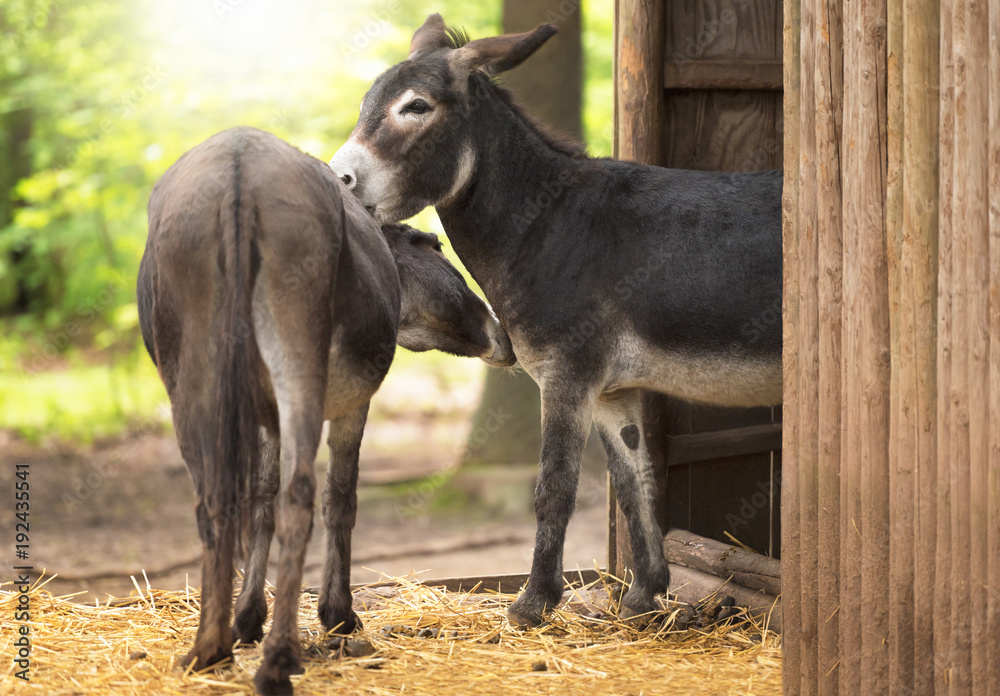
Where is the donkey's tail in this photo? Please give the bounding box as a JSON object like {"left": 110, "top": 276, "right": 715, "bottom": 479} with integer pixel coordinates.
{"left": 211, "top": 152, "right": 262, "bottom": 566}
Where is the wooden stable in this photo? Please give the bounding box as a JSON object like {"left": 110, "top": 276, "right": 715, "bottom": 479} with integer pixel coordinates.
{"left": 782, "top": 0, "right": 1000, "bottom": 693}
{"left": 613, "top": 0, "right": 1000, "bottom": 692}
{"left": 610, "top": 0, "right": 785, "bottom": 574}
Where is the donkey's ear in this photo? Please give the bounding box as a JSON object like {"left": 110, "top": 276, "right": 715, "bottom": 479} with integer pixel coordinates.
{"left": 449, "top": 23, "right": 558, "bottom": 77}
{"left": 409, "top": 14, "right": 449, "bottom": 59}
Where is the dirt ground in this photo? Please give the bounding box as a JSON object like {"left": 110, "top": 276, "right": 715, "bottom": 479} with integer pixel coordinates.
{"left": 0, "top": 404, "right": 609, "bottom": 604}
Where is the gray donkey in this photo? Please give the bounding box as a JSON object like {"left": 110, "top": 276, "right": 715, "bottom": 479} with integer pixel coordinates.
{"left": 331, "top": 16, "right": 783, "bottom": 628}
{"left": 138, "top": 126, "right": 513, "bottom": 695}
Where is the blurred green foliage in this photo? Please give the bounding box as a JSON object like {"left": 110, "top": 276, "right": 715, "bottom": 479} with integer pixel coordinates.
{"left": 0, "top": 0, "right": 613, "bottom": 441}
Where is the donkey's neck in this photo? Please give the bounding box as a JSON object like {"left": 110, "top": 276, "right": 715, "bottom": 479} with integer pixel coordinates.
{"left": 436, "top": 80, "right": 583, "bottom": 317}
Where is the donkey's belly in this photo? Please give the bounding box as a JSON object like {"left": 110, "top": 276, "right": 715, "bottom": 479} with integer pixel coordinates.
{"left": 625, "top": 345, "right": 782, "bottom": 407}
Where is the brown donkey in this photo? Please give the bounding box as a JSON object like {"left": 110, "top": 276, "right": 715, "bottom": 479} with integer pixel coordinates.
{"left": 138, "top": 126, "right": 512, "bottom": 695}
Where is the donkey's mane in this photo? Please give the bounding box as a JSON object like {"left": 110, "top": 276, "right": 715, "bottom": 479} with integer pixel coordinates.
{"left": 476, "top": 73, "right": 588, "bottom": 159}
{"left": 446, "top": 26, "right": 471, "bottom": 49}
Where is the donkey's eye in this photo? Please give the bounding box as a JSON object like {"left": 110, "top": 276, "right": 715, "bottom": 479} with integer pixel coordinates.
{"left": 402, "top": 98, "right": 431, "bottom": 115}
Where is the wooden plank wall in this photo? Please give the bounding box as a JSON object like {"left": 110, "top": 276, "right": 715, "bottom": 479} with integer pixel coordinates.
{"left": 612, "top": 0, "right": 786, "bottom": 578}
{"left": 782, "top": 0, "right": 1000, "bottom": 693}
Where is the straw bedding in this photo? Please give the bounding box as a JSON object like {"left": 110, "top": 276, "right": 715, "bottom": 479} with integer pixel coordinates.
{"left": 1, "top": 573, "right": 781, "bottom": 695}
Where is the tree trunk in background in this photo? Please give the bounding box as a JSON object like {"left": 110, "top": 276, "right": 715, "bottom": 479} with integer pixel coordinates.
{"left": 461, "top": 0, "right": 582, "bottom": 466}
{"left": 0, "top": 107, "right": 36, "bottom": 315}
{"left": 501, "top": 0, "right": 583, "bottom": 139}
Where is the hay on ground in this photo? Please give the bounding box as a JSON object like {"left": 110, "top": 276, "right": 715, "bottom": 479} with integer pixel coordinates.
{"left": 1, "top": 573, "right": 781, "bottom": 695}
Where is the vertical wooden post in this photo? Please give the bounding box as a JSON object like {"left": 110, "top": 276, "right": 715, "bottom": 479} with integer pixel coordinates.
{"left": 842, "top": 0, "right": 891, "bottom": 694}
{"left": 897, "top": 1, "right": 940, "bottom": 693}
{"left": 935, "top": 0, "right": 956, "bottom": 690}
{"left": 781, "top": 0, "right": 802, "bottom": 690}
{"left": 886, "top": 0, "right": 909, "bottom": 692}
{"left": 610, "top": 0, "right": 665, "bottom": 579}
{"left": 946, "top": 0, "right": 974, "bottom": 690}
{"left": 614, "top": 0, "right": 665, "bottom": 167}
{"left": 814, "top": 1, "right": 844, "bottom": 693}
{"left": 987, "top": 0, "right": 1000, "bottom": 687}
{"left": 797, "top": 0, "right": 821, "bottom": 690}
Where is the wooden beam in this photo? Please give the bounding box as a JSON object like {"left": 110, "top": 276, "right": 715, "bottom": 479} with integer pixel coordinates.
{"left": 663, "top": 528, "right": 781, "bottom": 596}
{"left": 664, "top": 424, "right": 781, "bottom": 467}
{"left": 340, "top": 569, "right": 605, "bottom": 596}
{"left": 668, "top": 564, "right": 782, "bottom": 633}
{"left": 663, "top": 60, "right": 783, "bottom": 90}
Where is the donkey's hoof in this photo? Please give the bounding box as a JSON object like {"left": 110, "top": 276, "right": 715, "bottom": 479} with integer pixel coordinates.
{"left": 254, "top": 649, "right": 302, "bottom": 696}
{"left": 232, "top": 616, "right": 265, "bottom": 646}
{"left": 617, "top": 603, "right": 658, "bottom": 627}
{"left": 180, "top": 645, "right": 233, "bottom": 672}
{"left": 233, "top": 602, "right": 268, "bottom": 645}
{"left": 619, "top": 587, "right": 659, "bottom": 622}
{"left": 507, "top": 591, "right": 557, "bottom": 628}
{"left": 318, "top": 605, "right": 363, "bottom": 635}
{"left": 254, "top": 670, "right": 293, "bottom": 696}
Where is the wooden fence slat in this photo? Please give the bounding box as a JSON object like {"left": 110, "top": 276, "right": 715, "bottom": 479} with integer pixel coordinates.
{"left": 842, "top": 1, "right": 892, "bottom": 695}
{"left": 887, "top": 0, "right": 915, "bottom": 689}
{"left": 961, "top": 0, "right": 992, "bottom": 692}
{"left": 988, "top": 0, "right": 1000, "bottom": 690}
{"left": 987, "top": 0, "right": 1000, "bottom": 686}
{"left": 798, "top": 0, "right": 821, "bottom": 690}
{"left": 813, "top": 0, "right": 844, "bottom": 693}
{"left": 936, "top": 0, "right": 956, "bottom": 690}
{"left": 900, "top": 0, "right": 941, "bottom": 693}
{"left": 781, "top": 0, "right": 803, "bottom": 686}
{"left": 948, "top": 0, "right": 974, "bottom": 691}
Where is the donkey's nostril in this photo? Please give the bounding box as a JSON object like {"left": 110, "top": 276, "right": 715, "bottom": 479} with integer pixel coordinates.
{"left": 340, "top": 173, "right": 355, "bottom": 189}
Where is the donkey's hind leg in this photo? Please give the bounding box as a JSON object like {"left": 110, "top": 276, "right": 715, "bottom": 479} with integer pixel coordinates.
{"left": 508, "top": 379, "right": 594, "bottom": 627}
{"left": 254, "top": 395, "right": 324, "bottom": 696}
{"left": 175, "top": 404, "right": 239, "bottom": 672}
{"left": 233, "top": 429, "right": 280, "bottom": 645}
{"left": 592, "top": 390, "right": 670, "bottom": 617}
{"left": 317, "top": 404, "right": 369, "bottom": 636}
{"left": 251, "top": 296, "right": 329, "bottom": 694}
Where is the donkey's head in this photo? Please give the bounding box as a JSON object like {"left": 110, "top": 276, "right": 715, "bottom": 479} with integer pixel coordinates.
{"left": 381, "top": 223, "right": 515, "bottom": 366}
{"left": 331, "top": 14, "right": 557, "bottom": 223}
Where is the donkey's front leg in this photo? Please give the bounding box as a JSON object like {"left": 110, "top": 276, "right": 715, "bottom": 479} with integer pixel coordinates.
{"left": 507, "top": 381, "right": 594, "bottom": 628}
{"left": 233, "top": 429, "right": 280, "bottom": 645}
{"left": 317, "top": 404, "right": 369, "bottom": 635}
{"left": 592, "top": 390, "right": 670, "bottom": 617}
